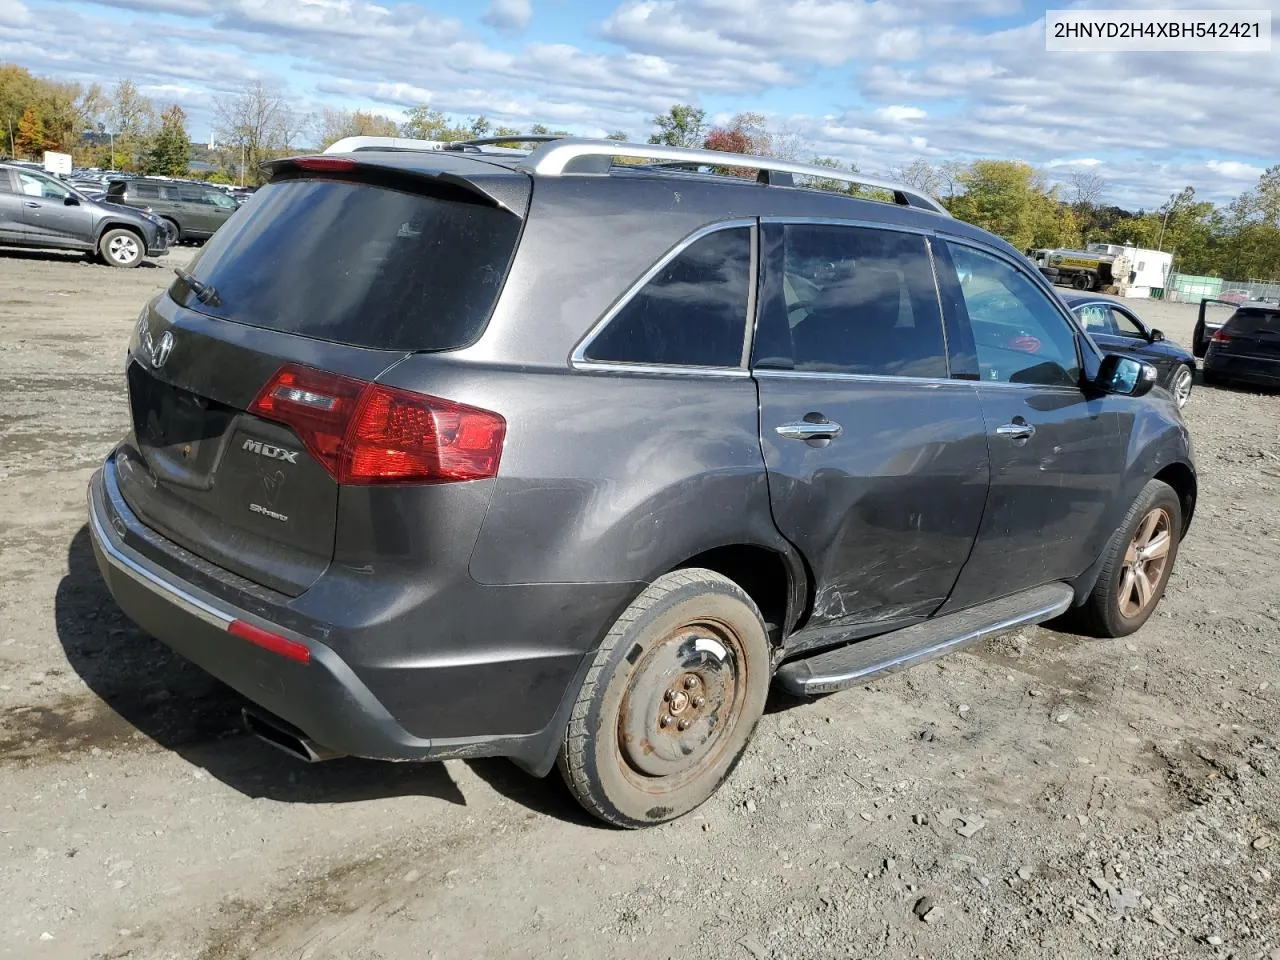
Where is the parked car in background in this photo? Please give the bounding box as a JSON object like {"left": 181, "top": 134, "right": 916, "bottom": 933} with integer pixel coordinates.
{"left": 0, "top": 161, "right": 170, "bottom": 267}
{"left": 1063, "top": 293, "right": 1196, "bottom": 408}
{"left": 87, "top": 136, "right": 1196, "bottom": 828}
{"left": 1193, "top": 296, "right": 1280, "bottom": 358}
{"left": 105, "top": 177, "right": 238, "bottom": 242}
{"left": 1202, "top": 302, "right": 1280, "bottom": 388}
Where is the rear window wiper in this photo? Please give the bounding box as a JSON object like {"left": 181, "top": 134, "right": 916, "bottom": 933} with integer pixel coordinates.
{"left": 173, "top": 267, "right": 222, "bottom": 307}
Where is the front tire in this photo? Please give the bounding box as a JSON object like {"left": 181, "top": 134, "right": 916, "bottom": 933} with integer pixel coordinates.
{"left": 99, "top": 228, "right": 143, "bottom": 268}
{"left": 1069, "top": 479, "right": 1182, "bottom": 638}
{"left": 558, "top": 569, "right": 770, "bottom": 828}
{"left": 1170, "top": 364, "right": 1193, "bottom": 408}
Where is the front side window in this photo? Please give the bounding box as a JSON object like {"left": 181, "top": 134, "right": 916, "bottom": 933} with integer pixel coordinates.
{"left": 946, "top": 242, "right": 1081, "bottom": 387}
{"left": 1108, "top": 307, "right": 1146, "bottom": 338}
{"left": 756, "top": 223, "right": 948, "bottom": 378}
{"left": 17, "top": 172, "right": 69, "bottom": 200}
{"left": 583, "top": 226, "right": 751, "bottom": 368}
{"left": 132, "top": 183, "right": 159, "bottom": 199}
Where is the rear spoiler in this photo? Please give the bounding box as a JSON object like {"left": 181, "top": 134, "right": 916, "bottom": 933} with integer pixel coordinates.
{"left": 263, "top": 154, "right": 529, "bottom": 217}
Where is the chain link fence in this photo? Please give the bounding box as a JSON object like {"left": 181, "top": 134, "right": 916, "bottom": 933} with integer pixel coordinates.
{"left": 1163, "top": 273, "right": 1280, "bottom": 303}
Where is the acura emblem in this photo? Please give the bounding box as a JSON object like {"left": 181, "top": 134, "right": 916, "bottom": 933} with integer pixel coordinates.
{"left": 152, "top": 331, "right": 174, "bottom": 368}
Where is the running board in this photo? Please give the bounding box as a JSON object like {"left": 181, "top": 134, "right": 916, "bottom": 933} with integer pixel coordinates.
{"left": 774, "top": 583, "right": 1074, "bottom": 696}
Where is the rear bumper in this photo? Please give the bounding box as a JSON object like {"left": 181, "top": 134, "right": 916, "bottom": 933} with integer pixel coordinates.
{"left": 87, "top": 459, "right": 623, "bottom": 773}
{"left": 1204, "top": 353, "right": 1280, "bottom": 387}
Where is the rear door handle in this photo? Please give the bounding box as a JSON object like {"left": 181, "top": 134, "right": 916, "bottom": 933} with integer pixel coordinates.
{"left": 776, "top": 419, "right": 843, "bottom": 441}
{"left": 996, "top": 419, "right": 1036, "bottom": 440}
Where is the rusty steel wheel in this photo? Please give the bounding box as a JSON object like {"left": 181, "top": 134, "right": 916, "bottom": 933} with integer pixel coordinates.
{"left": 1065, "top": 478, "right": 1183, "bottom": 638}
{"left": 1117, "top": 507, "right": 1173, "bottom": 619}
{"left": 558, "top": 569, "right": 770, "bottom": 828}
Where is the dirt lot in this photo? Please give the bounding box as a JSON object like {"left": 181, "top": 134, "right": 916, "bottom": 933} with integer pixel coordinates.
{"left": 1, "top": 246, "right": 1279, "bottom": 960}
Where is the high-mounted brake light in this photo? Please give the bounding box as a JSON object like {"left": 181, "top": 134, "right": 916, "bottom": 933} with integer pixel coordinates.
{"left": 1211, "top": 330, "right": 1232, "bottom": 343}
{"left": 294, "top": 156, "right": 358, "bottom": 172}
{"left": 249, "top": 364, "right": 506, "bottom": 485}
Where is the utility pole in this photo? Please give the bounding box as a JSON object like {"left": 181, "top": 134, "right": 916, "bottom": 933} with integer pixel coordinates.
{"left": 109, "top": 130, "right": 115, "bottom": 170}
{"left": 1157, "top": 191, "right": 1181, "bottom": 251}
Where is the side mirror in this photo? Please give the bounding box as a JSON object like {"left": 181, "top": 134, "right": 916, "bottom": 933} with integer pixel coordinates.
{"left": 1149, "top": 328, "right": 1165, "bottom": 342}
{"left": 63, "top": 195, "right": 80, "bottom": 206}
{"left": 1096, "top": 354, "right": 1157, "bottom": 398}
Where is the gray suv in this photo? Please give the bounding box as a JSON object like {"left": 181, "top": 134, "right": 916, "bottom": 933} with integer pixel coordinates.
{"left": 105, "top": 177, "right": 239, "bottom": 242}
{"left": 0, "top": 162, "right": 170, "bottom": 267}
{"left": 87, "top": 137, "right": 1196, "bottom": 827}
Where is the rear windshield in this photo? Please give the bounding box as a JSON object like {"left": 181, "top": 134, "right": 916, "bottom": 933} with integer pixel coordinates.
{"left": 170, "top": 176, "right": 521, "bottom": 351}
{"left": 1226, "top": 309, "right": 1280, "bottom": 334}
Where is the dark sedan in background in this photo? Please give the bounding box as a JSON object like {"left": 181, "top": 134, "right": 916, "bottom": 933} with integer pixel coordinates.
{"left": 1062, "top": 293, "right": 1196, "bottom": 408}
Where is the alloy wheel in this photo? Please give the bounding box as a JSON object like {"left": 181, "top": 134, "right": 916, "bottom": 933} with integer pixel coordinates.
{"left": 1118, "top": 507, "right": 1173, "bottom": 618}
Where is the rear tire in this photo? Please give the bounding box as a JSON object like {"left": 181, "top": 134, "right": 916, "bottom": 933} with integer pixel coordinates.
{"left": 99, "top": 228, "right": 143, "bottom": 268}
{"left": 1072, "top": 272, "right": 1094, "bottom": 291}
{"left": 558, "top": 569, "right": 770, "bottom": 828}
{"left": 1067, "top": 479, "right": 1181, "bottom": 638}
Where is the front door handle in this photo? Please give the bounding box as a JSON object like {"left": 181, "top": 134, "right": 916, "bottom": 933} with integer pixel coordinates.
{"left": 776, "top": 419, "right": 843, "bottom": 441}
{"left": 24, "top": 201, "right": 40, "bottom": 208}
{"left": 996, "top": 418, "right": 1036, "bottom": 440}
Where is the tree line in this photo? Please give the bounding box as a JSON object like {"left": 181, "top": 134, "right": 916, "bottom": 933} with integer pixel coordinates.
{"left": 3, "top": 63, "right": 1277, "bottom": 280}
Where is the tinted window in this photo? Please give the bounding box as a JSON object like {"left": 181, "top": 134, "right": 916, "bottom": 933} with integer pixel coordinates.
{"left": 1226, "top": 309, "right": 1280, "bottom": 334}
{"left": 584, "top": 227, "right": 750, "bottom": 367}
{"left": 172, "top": 177, "right": 521, "bottom": 352}
{"left": 947, "top": 243, "right": 1081, "bottom": 387}
{"left": 132, "top": 183, "right": 160, "bottom": 199}
{"left": 756, "top": 224, "right": 948, "bottom": 378}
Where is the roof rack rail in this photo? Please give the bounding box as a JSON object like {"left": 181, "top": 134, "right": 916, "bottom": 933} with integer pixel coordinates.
{"left": 323, "top": 135, "right": 449, "bottom": 154}
{"left": 517, "top": 138, "right": 949, "bottom": 215}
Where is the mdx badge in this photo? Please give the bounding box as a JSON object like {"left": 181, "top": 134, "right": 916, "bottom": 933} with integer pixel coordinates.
{"left": 243, "top": 439, "right": 300, "bottom": 464}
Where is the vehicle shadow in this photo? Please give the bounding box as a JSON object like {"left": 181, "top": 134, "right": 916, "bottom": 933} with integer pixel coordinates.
{"left": 53, "top": 525, "right": 466, "bottom": 806}
{"left": 0, "top": 248, "right": 160, "bottom": 268}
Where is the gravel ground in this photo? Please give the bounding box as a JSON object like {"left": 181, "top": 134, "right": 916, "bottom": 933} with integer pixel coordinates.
{"left": 1, "top": 247, "right": 1278, "bottom": 960}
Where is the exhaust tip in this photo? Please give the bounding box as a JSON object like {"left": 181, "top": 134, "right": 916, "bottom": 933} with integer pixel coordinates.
{"left": 241, "top": 708, "right": 341, "bottom": 763}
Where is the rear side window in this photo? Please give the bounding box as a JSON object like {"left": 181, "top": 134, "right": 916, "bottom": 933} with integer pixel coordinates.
{"left": 583, "top": 227, "right": 751, "bottom": 367}
{"left": 754, "top": 223, "right": 948, "bottom": 378}
{"left": 171, "top": 177, "right": 521, "bottom": 352}
{"left": 1226, "top": 309, "right": 1280, "bottom": 334}
{"left": 131, "top": 183, "right": 160, "bottom": 199}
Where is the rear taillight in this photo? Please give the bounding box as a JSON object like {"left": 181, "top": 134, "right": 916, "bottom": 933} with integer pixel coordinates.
{"left": 249, "top": 364, "right": 506, "bottom": 485}
{"left": 1211, "top": 330, "right": 1232, "bottom": 343}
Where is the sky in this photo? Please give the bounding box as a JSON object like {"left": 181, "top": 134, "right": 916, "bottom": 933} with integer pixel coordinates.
{"left": 2, "top": 0, "right": 1278, "bottom": 209}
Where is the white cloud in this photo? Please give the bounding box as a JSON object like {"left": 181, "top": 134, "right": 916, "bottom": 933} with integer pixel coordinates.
{"left": 875, "top": 105, "right": 925, "bottom": 123}
{"left": 481, "top": 0, "right": 532, "bottom": 35}
{"left": 1207, "top": 159, "right": 1266, "bottom": 181}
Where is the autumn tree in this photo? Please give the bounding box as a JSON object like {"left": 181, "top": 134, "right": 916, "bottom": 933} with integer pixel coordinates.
{"left": 213, "top": 80, "right": 301, "bottom": 184}
{"left": 948, "top": 160, "right": 1065, "bottom": 252}
{"left": 649, "top": 104, "right": 705, "bottom": 148}
{"left": 15, "top": 106, "right": 51, "bottom": 157}
{"left": 317, "top": 107, "right": 398, "bottom": 148}
{"left": 105, "top": 79, "right": 155, "bottom": 169}
{"left": 400, "top": 105, "right": 469, "bottom": 141}
{"left": 145, "top": 104, "right": 190, "bottom": 176}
